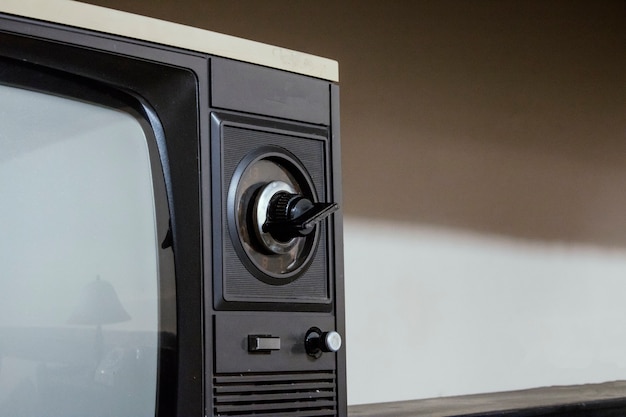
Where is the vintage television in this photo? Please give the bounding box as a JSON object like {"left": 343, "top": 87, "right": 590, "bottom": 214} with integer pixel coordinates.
{"left": 0, "top": 1, "right": 346, "bottom": 416}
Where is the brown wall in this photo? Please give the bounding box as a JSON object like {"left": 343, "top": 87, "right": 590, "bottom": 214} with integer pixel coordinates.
{"left": 84, "top": 0, "right": 626, "bottom": 246}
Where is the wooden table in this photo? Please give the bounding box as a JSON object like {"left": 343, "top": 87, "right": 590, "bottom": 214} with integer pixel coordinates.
{"left": 348, "top": 381, "right": 626, "bottom": 416}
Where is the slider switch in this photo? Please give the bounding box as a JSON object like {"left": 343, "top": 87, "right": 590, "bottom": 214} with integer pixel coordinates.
{"left": 248, "top": 335, "right": 281, "bottom": 353}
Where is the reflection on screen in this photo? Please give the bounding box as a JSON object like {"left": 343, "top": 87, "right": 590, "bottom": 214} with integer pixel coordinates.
{"left": 0, "top": 84, "right": 159, "bottom": 416}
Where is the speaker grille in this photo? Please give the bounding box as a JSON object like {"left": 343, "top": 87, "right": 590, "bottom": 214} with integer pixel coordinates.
{"left": 213, "top": 371, "right": 337, "bottom": 417}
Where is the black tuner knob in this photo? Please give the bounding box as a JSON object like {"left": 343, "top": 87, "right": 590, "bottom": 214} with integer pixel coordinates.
{"left": 264, "top": 192, "right": 338, "bottom": 242}
{"left": 305, "top": 327, "right": 342, "bottom": 359}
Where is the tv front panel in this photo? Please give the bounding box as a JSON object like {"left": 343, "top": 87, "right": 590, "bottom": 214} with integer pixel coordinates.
{"left": 0, "top": 1, "right": 345, "bottom": 416}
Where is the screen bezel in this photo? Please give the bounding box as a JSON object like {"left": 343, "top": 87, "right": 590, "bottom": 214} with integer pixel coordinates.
{"left": 0, "top": 16, "right": 208, "bottom": 416}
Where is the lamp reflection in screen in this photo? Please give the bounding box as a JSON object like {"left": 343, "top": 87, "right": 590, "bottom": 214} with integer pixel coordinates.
{"left": 67, "top": 276, "right": 131, "bottom": 365}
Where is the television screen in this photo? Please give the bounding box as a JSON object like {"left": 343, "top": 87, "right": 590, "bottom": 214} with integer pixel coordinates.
{"left": 0, "top": 1, "right": 345, "bottom": 416}
{"left": 0, "top": 83, "right": 162, "bottom": 416}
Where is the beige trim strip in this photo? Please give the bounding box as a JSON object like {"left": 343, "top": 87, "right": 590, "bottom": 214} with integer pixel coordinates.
{"left": 0, "top": 0, "right": 339, "bottom": 81}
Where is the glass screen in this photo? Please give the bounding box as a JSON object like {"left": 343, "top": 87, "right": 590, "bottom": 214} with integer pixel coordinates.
{"left": 0, "top": 84, "right": 159, "bottom": 416}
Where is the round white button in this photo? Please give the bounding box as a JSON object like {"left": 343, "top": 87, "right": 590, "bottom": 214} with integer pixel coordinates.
{"left": 324, "top": 331, "right": 342, "bottom": 352}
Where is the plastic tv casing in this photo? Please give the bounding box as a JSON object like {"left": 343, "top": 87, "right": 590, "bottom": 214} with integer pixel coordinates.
{"left": 0, "top": 1, "right": 346, "bottom": 416}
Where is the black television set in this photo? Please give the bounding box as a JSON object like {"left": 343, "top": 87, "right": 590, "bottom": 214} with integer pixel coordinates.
{"left": 0, "top": 1, "right": 345, "bottom": 416}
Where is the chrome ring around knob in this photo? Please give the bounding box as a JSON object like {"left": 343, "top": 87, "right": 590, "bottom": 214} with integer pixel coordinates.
{"left": 253, "top": 180, "right": 298, "bottom": 254}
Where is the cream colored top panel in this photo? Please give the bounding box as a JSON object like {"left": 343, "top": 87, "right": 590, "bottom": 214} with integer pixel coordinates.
{"left": 0, "top": 0, "right": 339, "bottom": 82}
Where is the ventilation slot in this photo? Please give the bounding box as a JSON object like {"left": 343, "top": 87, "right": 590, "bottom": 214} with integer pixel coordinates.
{"left": 213, "top": 371, "right": 337, "bottom": 417}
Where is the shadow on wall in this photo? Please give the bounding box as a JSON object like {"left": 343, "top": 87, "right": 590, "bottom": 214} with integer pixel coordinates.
{"left": 333, "top": 0, "right": 626, "bottom": 247}
{"left": 80, "top": 0, "right": 626, "bottom": 245}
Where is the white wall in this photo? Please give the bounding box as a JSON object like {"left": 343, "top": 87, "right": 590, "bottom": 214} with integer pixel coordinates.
{"left": 344, "top": 217, "right": 626, "bottom": 405}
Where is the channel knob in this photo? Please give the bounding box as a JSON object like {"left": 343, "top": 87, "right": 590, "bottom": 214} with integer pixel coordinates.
{"left": 264, "top": 192, "right": 338, "bottom": 243}
{"left": 305, "top": 327, "right": 342, "bottom": 358}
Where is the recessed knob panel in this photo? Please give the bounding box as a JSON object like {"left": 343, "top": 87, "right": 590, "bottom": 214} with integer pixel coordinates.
{"left": 228, "top": 147, "right": 338, "bottom": 283}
